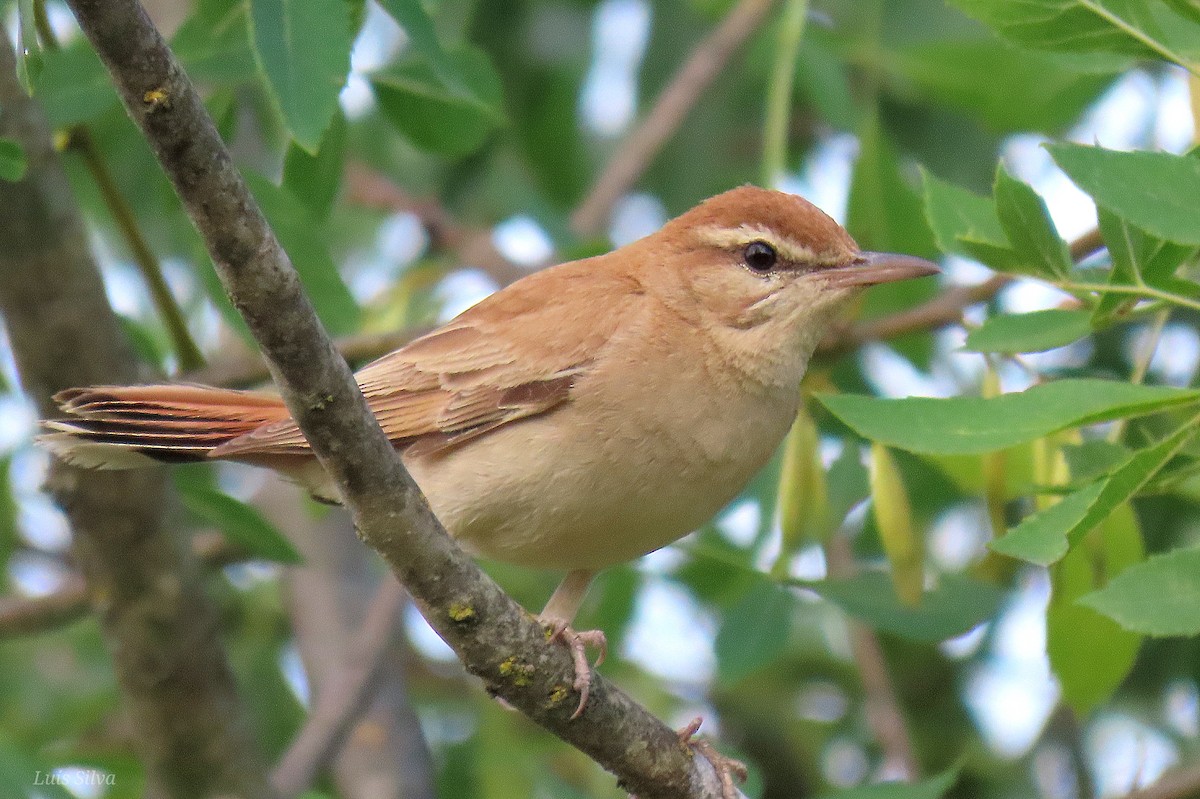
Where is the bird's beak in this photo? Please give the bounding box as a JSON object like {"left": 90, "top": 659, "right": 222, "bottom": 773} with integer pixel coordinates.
{"left": 820, "top": 252, "right": 940, "bottom": 288}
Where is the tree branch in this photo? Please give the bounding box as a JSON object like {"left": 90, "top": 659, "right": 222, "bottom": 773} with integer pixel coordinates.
{"left": 0, "top": 28, "right": 271, "bottom": 799}
{"left": 0, "top": 532, "right": 246, "bottom": 639}
{"left": 272, "top": 579, "right": 406, "bottom": 799}
{"left": 570, "top": 0, "right": 778, "bottom": 237}
{"left": 63, "top": 2, "right": 728, "bottom": 795}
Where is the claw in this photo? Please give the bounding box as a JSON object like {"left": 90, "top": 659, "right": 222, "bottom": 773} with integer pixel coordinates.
{"left": 677, "top": 717, "right": 748, "bottom": 799}
{"left": 543, "top": 618, "right": 608, "bottom": 719}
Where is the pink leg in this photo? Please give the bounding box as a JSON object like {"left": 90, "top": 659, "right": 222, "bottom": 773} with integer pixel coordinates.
{"left": 677, "top": 717, "right": 748, "bottom": 799}
{"left": 538, "top": 569, "right": 606, "bottom": 719}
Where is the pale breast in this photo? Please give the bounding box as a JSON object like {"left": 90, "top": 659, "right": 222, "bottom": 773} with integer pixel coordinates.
{"left": 403, "top": 316, "right": 801, "bottom": 571}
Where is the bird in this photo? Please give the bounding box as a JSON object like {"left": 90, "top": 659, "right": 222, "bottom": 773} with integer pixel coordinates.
{"left": 40, "top": 185, "right": 937, "bottom": 725}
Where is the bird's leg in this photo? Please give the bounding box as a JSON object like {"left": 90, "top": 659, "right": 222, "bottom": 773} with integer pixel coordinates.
{"left": 676, "top": 717, "right": 748, "bottom": 799}
{"left": 537, "top": 569, "right": 606, "bottom": 720}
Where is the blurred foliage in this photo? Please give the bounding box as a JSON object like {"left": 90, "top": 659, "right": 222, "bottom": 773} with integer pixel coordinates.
{"left": 4, "top": 0, "right": 1200, "bottom": 798}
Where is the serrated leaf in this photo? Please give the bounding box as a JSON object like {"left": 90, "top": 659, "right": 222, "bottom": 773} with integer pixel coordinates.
{"left": 248, "top": 0, "right": 352, "bottom": 152}
{"left": 371, "top": 45, "right": 504, "bottom": 157}
{"left": 1047, "top": 503, "right": 1142, "bottom": 715}
{"left": 965, "top": 309, "right": 1092, "bottom": 354}
{"left": 174, "top": 469, "right": 301, "bottom": 564}
{"left": 714, "top": 580, "right": 794, "bottom": 684}
{"left": 0, "top": 139, "right": 27, "bottom": 183}
{"left": 948, "top": 0, "right": 1200, "bottom": 66}
{"left": 1081, "top": 546, "right": 1200, "bottom": 635}
{"left": 921, "top": 168, "right": 1025, "bottom": 272}
{"left": 1094, "top": 207, "right": 1199, "bottom": 323}
{"left": 994, "top": 164, "right": 1073, "bottom": 278}
{"left": 991, "top": 422, "right": 1198, "bottom": 565}
{"left": 1049, "top": 144, "right": 1200, "bottom": 246}
{"left": 818, "top": 380, "right": 1200, "bottom": 455}
{"left": 244, "top": 172, "right": 359, "bottom": 335}
{"left": 816, "top": 769, "right": 959, "bottom": 799}
{"left": 794, "top": 572, "right": 1003, "bottom": 642}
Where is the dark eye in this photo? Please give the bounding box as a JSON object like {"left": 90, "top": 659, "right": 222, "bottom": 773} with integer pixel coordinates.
{"left": 743, "top": 240, "right": 778, "bottom": 272}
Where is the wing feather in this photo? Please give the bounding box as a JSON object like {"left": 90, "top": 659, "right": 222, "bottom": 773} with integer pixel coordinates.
{"left": 212, "top": 260, "right": 640, "bottom": 459}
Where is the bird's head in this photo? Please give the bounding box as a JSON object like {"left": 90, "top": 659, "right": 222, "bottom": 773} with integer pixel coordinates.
{"left": 630, "top": 185, "right": 939, "bottom": 384}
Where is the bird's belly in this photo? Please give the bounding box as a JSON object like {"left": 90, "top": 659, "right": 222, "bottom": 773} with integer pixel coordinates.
{"left": 404, "top": 387, "right": 793, "bottom": 571}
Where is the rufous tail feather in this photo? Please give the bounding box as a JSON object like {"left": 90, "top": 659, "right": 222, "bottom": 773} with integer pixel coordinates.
{"left": 39, "top": 384, "right": 291, "bottom": 469}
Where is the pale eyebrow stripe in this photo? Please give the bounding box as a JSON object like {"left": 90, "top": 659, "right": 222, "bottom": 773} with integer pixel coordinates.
{"left": 694, "top": 223, "right": 843, "bottom": 266}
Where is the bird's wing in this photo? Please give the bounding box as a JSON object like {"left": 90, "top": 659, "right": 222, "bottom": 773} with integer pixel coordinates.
{"left": 213, "top": 262, "right": 641, "bottom": 459}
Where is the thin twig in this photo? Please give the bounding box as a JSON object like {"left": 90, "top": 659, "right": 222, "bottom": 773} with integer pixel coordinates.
{"left": 272, "top": 579, "right": 407, "bottom": 799}
{"left": 34, "top": 0, "right": 205, "bottom": 371}
{"left": 344, "top": 162, "right": 531, "bottom": 286}
{"left": 0, "top": 532, "right": 247, "bottom": 639}
{"left": 824, "top": 536, "right": 919, "bottom": 779}
{"left": 570, "top": 0, "right": 778, "bottom": 237}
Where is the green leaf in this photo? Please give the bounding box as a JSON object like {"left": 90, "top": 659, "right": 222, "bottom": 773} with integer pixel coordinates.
{"left": 714, "top": 580, "right": 794, "bottom": 684}
{"left": 1094, "top": 207, "right": 1199, "bottom": 323}
{"left": 1049, "top": 144, "right": 1200, "bottom": 246}
{"left": 371, "top": 45, "right": 504, "bottom": 157}
{"left": 891, "top": 39, "right": 1123, "bottom": 134}
{"left": 248, "top": 0, "right": 352, "bottom": 153}
{"left": 964, "top": 309, "right": 1092, "bottom": 354}
{"left": 173, "top": 0, "right": 259, "bottom": 85}
{"left": 283, "top": 110, "right": 346, "bottom": 221}
{"left": 993, "top": 165, "right": 1072, "bottom": 279}
{"left": 374, "top": 0, "right": 466, "bottom": 90}
{"left": 1081, "top": 545, "right": 1200, "bottom": 635}
{"left": 1167, "top": 0, "right": 1200, "bottom": 24}
{"left": 921, "top": 168, "right": 1025, "bottom": 272}
{"left": 16, "top": 0, "right": 43, "bottom": 95}
{"left": 245, "top": 172, "right": 359, "bottom": 334}
{"left": 947, "top": 0, "right": 1200, "bottom": 66}
{"left": 816, "top": 769, "right": 959, "bottom": 799}
{"left": 0, "top": 139, "right": 27, "bottom": 182}
{"left": 174, "top": 468, "right": 302, "bottom": 564}
{"left": 795, "top": 572, "right": 1004, "bottom": 642}
{"left": 818, "top": 380, "right": 1200, "bottom": 456}
{"left": 34, "top": 43, "right": 117, "bottom": 127}
{"left": 1062, "top": 440, "right": 1131, "bottom": 482}
{"left": 991, "top": 421, "right": 1199, "bottom": 565}
{"left": 1047, "top": 503, "right": 1143, "bottom": 715}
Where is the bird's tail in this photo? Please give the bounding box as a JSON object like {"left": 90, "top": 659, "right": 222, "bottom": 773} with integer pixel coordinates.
{"left": 39, "top": 384, "right": 292, "bottom": 469}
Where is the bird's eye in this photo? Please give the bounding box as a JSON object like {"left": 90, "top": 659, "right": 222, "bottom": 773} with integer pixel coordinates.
{"left": 743, "top": 240, "right": 778, "bottom": 272}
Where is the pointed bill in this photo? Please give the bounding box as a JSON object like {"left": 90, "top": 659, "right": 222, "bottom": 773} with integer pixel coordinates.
{"left": 820, "top": 252, "right": 940, "bottom": 288}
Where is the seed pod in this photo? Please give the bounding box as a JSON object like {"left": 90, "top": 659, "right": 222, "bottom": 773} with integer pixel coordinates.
{"left": 776, "top": 402, "right": 829, "bottom": 574}
{"left": 870, "top": 442, "right": 922, "bottom": 607}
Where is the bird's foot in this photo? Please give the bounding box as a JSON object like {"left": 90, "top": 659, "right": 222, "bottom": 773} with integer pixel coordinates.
{"left": 677, "top": 717, "right": 747, "bottom": 799}
{"left": 541, "top": 617, "right": 607, "bottom": 720}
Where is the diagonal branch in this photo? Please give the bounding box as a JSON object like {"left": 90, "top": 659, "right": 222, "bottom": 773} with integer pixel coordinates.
{"left": 62, "top": 1, "right": 727, "bottom": 796}
{"left": 570, "top": 0, "right": 778, "bottom": 237}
